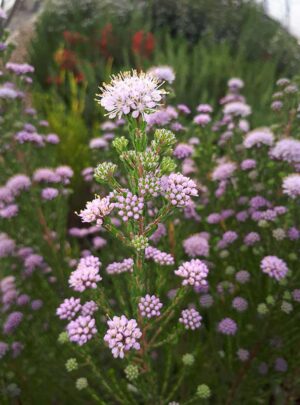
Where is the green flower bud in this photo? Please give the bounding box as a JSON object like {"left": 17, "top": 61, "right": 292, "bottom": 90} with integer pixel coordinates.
{"left": 112, "top": 136, "right": 129, "bottom": 153}
{"left": 132, "top": 235, "right": 149, "bottom": 251}
{"left": 94, "top": 162, "right": 117, "bottom": 183}
{"left": 225, "top": 266, "right": 235, "bottom": 275}
{"left": 58, "top": 332, "right": 69, "bottom": 344}
{"left": 281, "top": 301, "right": 293, "bottom": 314}
{"left": 240, "top": 245, "right": 247, "bottom": 252}
{"left": 219, "top": 250, "right": 229, "bottom": 259}
{"left": 160, "top": 156, "right": 177, "bottom": 174}
{"left": 140, "top": 150, "right": 160, "bottom": 171}
{"left": 266, "top": 295, "right": 275, "bottom": 305}
{"left": 283, "top": 291, "right": 291, "bottom": 301}
{"left": 76, "top": 378, "right": 88, "bottom": 390}
{"left": 125, "top": 365, "right": 139, "bottom": 381}
{"left": 196, "top": 384, "right": 211, "bottom": 399}
{"left": 258, "top": 220, "right": 269, "bottom": 228}
{"left": 66, "top": 358, "right": 78, "bottom": 372}
{"left": 182, "top": 353, "right": 195, "bottom": 366}
{"left": 279, "top": 278, "right": 287, "bottom": 286}
{"left": 152, "top": 129, "right": 176, "bottom": 152}
{"left": 257, "top": 303, "right": 269, "bottom": 315}
{"left": 288, "top": 253, "right": 297, "bottom": 261}
{"left": 6, "top": 383, "right": 20, "bottom": 397}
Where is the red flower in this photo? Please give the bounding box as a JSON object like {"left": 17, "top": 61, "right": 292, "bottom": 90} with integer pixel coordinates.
{"left": 63, "top": 31, "right": 87, "bottom": 46}
{"left": 54, "top": 49, "right": 77, "bottom": 71}
{"left": 99, "top": 23, "right": 113, "bottom": 57}
{"left": 132, "top": 30, "right": 155, "bottom": 58}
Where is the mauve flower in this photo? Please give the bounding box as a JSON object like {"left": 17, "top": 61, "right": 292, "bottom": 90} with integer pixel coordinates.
{"left": 56, "top": 298, "right": 82, "bottom": 320}
{"left": 260, "top": 256, "right": 288, "bottom": 281}
{"left": 282, "top": 174, "right": 300, "bottom": 198}
{"left": 241, "top": 159, "right": 256, "bottom": 171}
{"left": 232, "top": 297, "right": 248, "bottom": 312}
{"left": 148, "top": 65, "right": 175, "bottom": 84}
{"left": 138, "top": 294, "right": 163, "bottom": 318}
{"left": 106, "top": 258, "right": 134, "bottom": 275}
{"left": 179, "top": 308, "right": 202, "bottom": 330}
{"left": 177, "top": 104, "right": 191, "bottom": 114}
{"left": 6, "top": 62, "right": 34, "bottom": 75}
{"left": 196, "top": 104, "right": 213, "bottom": 113}
{"left": 193, "top": 113, "right": 211, "bottom": 126}
{"left": 0, "top": 204, "right": 18, "bottom": 219}
{"left": 270, "top": 139, "right": 300, "bottom": 163}
{"left": 0, "top": 342, "right": 9, "bottom": 359}
{"left": 81, "top": 301, "right": 98, "bottom": 316}
{"left": 89, "top": 137, "right": 109, "bottom": 150}
{"left": 173, "top": 143, "right": 194, "bottom": 159}
{"left": 162, "top": 173, "right": 198, "bottom": 207}
{"left": 97, "top": 70, "right": 166, "bottom": 119}
{"left": 6, "top": 175, "right": 31, "bottom": 197}
{"left": 41, "top": 188, "right": 59, "bottom": 200}
{"left": 175, "top": 259, "right": 209, "bottom": 288}
{"left": 217, "top": 318, "right": 237, "bottom": 335}
{"left": 243, "top": 128, "right": 274, "bottom": 149}
{"left": 183, "top": 234, "right": 209, "bottom": 258}
{"left": 69, "top": 256, "right": 102, "bottom": 292}
{"left": 145, "top": 246, "right": 174, "bottom": 266}
{"left": 114, "top": 190, "right": 144, "bottom": 222}
{"left": 212, "top": 162, "right": 236, "bottom": 182}
{"left": 237, "top": 348, "right": 249, "bottom": 361}
{"left": 223, "top": 101, "right": 251, "bottom": 117}
{"left": 3, "top": 312, "right": 23, "bottom": 334}
{"left": 67, "top": 315, "right": 97, "bottom": 346}
{"left": 228, "top": 77, "right": 244, "bottom": 90}
{"left": 79, "top": 196, "right": 114, "bottom": 227}
{"left": 104, "top": 315, "right": 142, "bottom": 358}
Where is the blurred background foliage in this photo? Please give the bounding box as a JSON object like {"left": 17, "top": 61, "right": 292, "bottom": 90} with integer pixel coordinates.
{"left": 28, "top": 0, "right": 300, "bottom": 176}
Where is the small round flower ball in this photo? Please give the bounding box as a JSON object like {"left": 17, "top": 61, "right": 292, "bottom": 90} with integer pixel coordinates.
{"left": 0, "top": 342, "right": 9, "bottom": 359}
{"left": 257, "top": 303, "right": 269, "bottom": 315}
{"left": 125, "top": 364, "right": 139, "bottom": 381}
{"left": 235, "top": 270, "right": 250, "bottom": 284}
{"left": 196, "top": 384, "right": 211, "bottom": 399}
{"left": 260, "top": 256, "right": 288, "bottom": 281}
{"left": 258, "top": 362, "right": 269, "bottom": 375}
{"left": 76, "top": 377, "right": 88, "bottom": 390}
{"left": 182, "top": 353, "right": 195, "bottom": 366}
{"left": 193, "top": 113, "right": 211, "bottom": 126}
{"left": 232, "top": 297, "right": 248, "bottom": 312}
{"left": 138, "top": 294, "right": 163, "bottom": 318}
{"left": 199, "top": 294, "right": 214, "bottom": 308}
{"left": 217, "top": 318, "right": 237, "bottom": 335}
{"left": 65, "top": 358, "right": 78, "bottom": 372}
{"left": 281, "top": 301, "right": 293, "bottom": 314}
{"left": 237, "top": 348, "right": 249, "bottom": 362}
{"left": 57, "top": 331, "right": 69, "bottom": 344}
{"left": 274, "top": 357, "right": 288, "bottom": 372}
{"left": 41, "top": 187, "right": 59, "bottom": 201}
{"left": 179, "top": 308, "right": 202, "bottom": 330}
{"left": 282, "top": 174, "right": 300, "bottom": 199}
{"left": 31, "top": 299, "right": 43, "bottom": 311}
{"left": 292, "top": 289, "right": 300, "bottom": 302}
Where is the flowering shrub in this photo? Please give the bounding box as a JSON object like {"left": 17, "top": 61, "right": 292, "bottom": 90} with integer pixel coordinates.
{"left": 2, "top": 8, "right": 300, "bottom": 402}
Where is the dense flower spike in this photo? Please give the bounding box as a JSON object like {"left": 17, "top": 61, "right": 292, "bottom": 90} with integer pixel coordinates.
{"left": 97, "top": 70, "right": 166, "bottom": 119}
{"left": 145, "top": 246, "right": 175, "bottom": 265}
{"left": 69, "top": 256, "right": 102, "bottom": 292}
{"left": 282, "top": 174, "right": 300, "bottom": 198}
{"left": 114, "top": 191, "right": 144, "bottom": 221}
{"left": 217, "top": 318, "right": 238, "bottom": 335}
{"left": 260, "top": 256, "right": 288, "bottom": 280}
{"left": 179, "top": 308, "right": 202, "bottom": 330}
{"left": 162, "top": 173, "right": 198, "bottom": 207}
{"left": 104, "top": 315, "right": 142, "bottom": 358}
{"left": 138, "top": 294, "right": 163, "bottom": 318}
{"left": 175, "top": 259, "right": 209, "bottom": 287}
{"left": 183, "top": 234, "right": 209, "bottom": 258}
{"left": 67, "top": 315, "right": 97, "bottom": 345}
{"left": 78, "top": 196, "right": 114, "bottom": 227}
{"left": 106, "top": 258, "right": 134, "bottom": 275}
{"left": 56, "top": 298, "right": 82, "bottom": 320}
